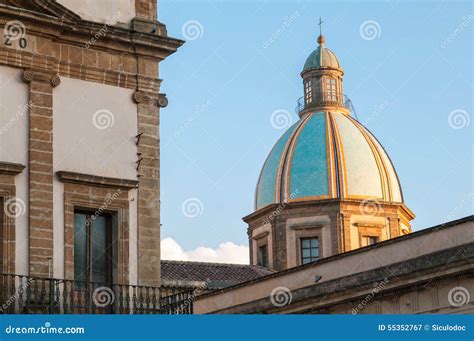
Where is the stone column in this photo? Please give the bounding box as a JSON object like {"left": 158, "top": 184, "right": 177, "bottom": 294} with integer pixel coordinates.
{"left": 133, "top": 90, "right": 167, "bottom": 286}
{"left": 22, "top": 70, "right": 60, "bottom": 278}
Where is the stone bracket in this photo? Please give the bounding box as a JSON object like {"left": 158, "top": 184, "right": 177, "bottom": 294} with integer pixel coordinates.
{"left": 133, "top": 90, "right": 168, "bottom": 107}
{"left": 22, "top": 69, "right": 61, "bottom": 87}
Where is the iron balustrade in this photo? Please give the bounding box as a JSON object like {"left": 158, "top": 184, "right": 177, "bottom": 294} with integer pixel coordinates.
{"left": 0, "top": 273, "right": 193, "bottom": 314}
{"left": 295, "top": 94, "right": 353, "bottom": 114}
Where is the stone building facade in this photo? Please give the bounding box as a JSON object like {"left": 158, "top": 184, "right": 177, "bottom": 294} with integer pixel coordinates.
{"left": 0, "top": 0, "right": 182, "bottom": 291}
{"left": 195, "top": 216, "right": 474, "bottom": 314}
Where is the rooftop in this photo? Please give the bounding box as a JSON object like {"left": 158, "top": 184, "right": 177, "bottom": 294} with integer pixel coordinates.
{"left": 161, "top": 260, "right": 274, "bottom": 289}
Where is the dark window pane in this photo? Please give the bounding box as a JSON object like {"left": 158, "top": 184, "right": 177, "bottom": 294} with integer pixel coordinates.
{"left": 257, "top": 245, "right": 268, "bottom": 267}
{"left": 311, "top": 247, "right": 319, "bottom": 258}
{"left": 302, "top": 239, "right": 311, "bottom": 248}
{"left": 91, "top": 216, "right": 108, "bottom": 283}
{"left": 302, "top": 249, "right": 311, "bottom": 258}
{"left": 74, "top": 213, "right": 88, "bottom": 283}
{"left": 302, "top": 258, "right": 311, "bottom": 265}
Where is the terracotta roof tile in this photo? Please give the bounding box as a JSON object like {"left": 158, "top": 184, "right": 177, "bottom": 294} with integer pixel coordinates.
{"left": 161, "top": 260, "right": 274, "bottom": 289}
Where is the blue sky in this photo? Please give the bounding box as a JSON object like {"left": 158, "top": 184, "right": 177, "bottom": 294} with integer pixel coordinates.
{"left": 157, "top": 0, "right": 472, "bottom": 255}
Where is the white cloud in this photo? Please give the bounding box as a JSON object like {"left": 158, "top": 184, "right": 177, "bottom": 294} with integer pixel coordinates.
{"left": 161, "top": 237, "right": 249, "bottom": 264}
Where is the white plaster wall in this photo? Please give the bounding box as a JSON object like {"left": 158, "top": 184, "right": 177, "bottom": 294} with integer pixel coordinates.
{"left": 53, "top": 77, "right": 138, "bottom": 180}
{"left": 0, "top": 66, "right": 28, "bottom": 165}
{"left": 57, "top": 0, "right": 136, "bottom": 25}
{"left": 0, "top": 66, "right": 29, "bottom": 275}
{"left": 53, "top": 77, "right": 138, "bottom": 278}
{"left": 128, "top": 188, "right": 138, "bottom": 285}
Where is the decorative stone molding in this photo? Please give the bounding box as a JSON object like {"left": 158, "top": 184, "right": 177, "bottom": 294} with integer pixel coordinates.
{"left": 132, "top": 90, "right": 168, "bottom": 107}
{"left": 353, "top": 222, "right": 385, "bottom": 228}
{"left": 63, "top": 183, "right": 130, "bottom": 283}
{"left": 0, "top": 162, "right": 25, "bottom": 175}
{"left": 56, "top": 171, "right": 139, "bottom": 190}
{"left": 290, "top": 223, "right": 325, "bottom": 230}
{"left": 252, "top": 231, "right": 270, "bottom": 240}
{"left": 22, "top": 69, "right": 61, "bottom": 87}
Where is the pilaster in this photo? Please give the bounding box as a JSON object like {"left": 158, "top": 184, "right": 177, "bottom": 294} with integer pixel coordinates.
{"left": 133, "top": 90, "right": 167, "bottom": 286}
{"left": 22, "top": 69, "right": 60, "bottom": 277}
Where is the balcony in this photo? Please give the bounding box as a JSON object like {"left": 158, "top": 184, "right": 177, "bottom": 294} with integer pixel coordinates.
{"left": 0, "top": 273, "right": 194, "bottom": 314}
{"left": 295, "top": 94, "right": 354, "bottom": 114}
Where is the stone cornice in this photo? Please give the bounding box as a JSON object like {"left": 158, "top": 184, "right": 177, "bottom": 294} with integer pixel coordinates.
{"left": 56, "top": 171, "right": 139, "bottom": 190}
{"left": 0, "top": 161, "right": 25, "bottom": 175}
{"left": 0, "top": 47, "right": 160, "bottom": 92}
{"left": 21, "top": 69, "right": 61, "bottom": 87}
{"left": 133, "top": 90, "right": 168, "bottom": 107}
{"left": 0, "top": 4, "right": 184, "bottom": 61}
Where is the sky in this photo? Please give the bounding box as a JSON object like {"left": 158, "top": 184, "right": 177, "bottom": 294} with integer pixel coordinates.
{"left": 157, "top": 0, "right": 473, "bottom": 263}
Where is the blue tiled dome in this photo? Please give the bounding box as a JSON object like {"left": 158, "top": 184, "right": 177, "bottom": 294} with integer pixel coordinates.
{"left": 255, "top": 112, "right": 403, "bottom": 210}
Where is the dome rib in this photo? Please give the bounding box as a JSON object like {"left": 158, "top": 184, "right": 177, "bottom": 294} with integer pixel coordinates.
{"left": 255, "top": 111, "right": 404, "bottom": 211}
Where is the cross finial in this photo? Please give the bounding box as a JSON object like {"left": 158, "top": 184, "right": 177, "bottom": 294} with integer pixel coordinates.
{"left": 318, "top": 17, "right": 324, "bottom": 36}
{"left": 317, "top": 17, "right": 325, "bottom": 46}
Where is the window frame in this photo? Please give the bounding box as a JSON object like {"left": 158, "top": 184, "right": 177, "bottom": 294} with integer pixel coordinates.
{"left": 257, "top": 244, "right": 268, "bottom": 268}
{"left": 74, "top": 210, "right": 114, "bottom": 285}
{"left": 300, "top": 237, "right": 320, "bottom": 265}
{"left": 323, "top": 77, "right": 338, "bottom": 102}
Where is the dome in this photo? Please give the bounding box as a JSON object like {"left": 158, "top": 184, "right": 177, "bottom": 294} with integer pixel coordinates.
{"left": 255, "top": 111, "right": 403, "bottom": 210}
{"left": 303, "top": 45, "right": 341, "bottom": 72}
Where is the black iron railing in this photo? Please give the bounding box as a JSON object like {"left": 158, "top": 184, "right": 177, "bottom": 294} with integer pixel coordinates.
{"left": 295, "top": 94, "right": 352, "bottom": 114}
{"left": 0, "top": 274, "right": 193, "bottom": 314}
